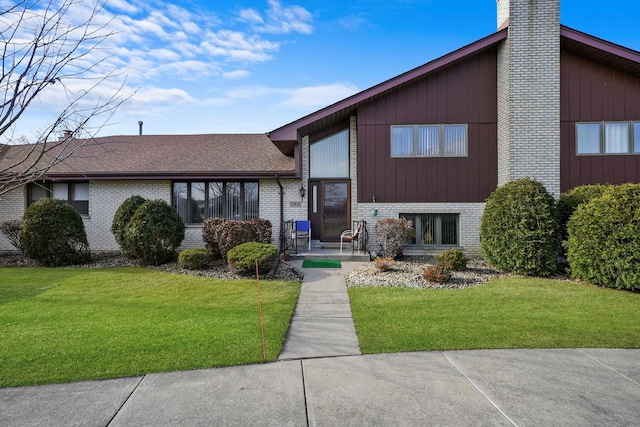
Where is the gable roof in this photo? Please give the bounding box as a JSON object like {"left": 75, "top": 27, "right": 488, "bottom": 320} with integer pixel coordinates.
{"left": 268, "top": 24, "right": 640, "bottom": 154}
{"left": 0, "top": 134, "right": 295, "bottom": 181}
{"left": 267, "top": 29, "right": 508, "bottom": 152}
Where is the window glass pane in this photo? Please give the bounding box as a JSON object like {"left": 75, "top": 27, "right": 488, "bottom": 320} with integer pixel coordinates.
{"left": 577, "top": 123, "right": 601, "bottom": 154}
{"left": 441, "top": 215, "right": 458, "bottom": 245}
{"left": 208, "top": 182, "right": 224, "bottom": 218}
{"left": 30, "top": 184, "right": 48, "bottom": 202}
{"left": 443, "top": 125, "right": 467, "bottom": 156}
{"left": 72, "top": 183, "right": 89, "bottom": 201}
{"left": 190, "top": 182, "right": 205, "bottom": 223}
{"left": 417, "top": 126, "right": 439, "bottom": 156}
{"left": 391, "top": 126, "right": 414, "bottom": 157}
{"left": 604, "top": 122, "right": 629, "bottom": 154}
{"left": 421, "top": 215, "right": 436, "bottom": 245}
{"left": 400, "top": 214, "right": 417, "bottom": 244}
{"left": 244, "top": 182, "right": 259, "bottom": 219}
{"left": 172, "top": 182, "right": 188, "bottom": 223}
{"left": 52, "top": 183, "right": 68, "bottom": 200}
{"left": 310, "top": 129, "right": 349, "bottom": 178}
{"left": 635, "top": 122, "right": 640, "bottom": 153}
{"left": 226, "top": 182, "right": 240, "bottom": 220}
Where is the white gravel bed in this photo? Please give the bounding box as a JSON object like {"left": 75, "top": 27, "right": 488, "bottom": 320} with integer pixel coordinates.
{"left": 345, "top": 256, "right": 504, "bottom": 289}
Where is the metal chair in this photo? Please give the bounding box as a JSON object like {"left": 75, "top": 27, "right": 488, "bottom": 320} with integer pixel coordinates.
{"left": 340, "top": 221, "right": 364, "bottom": 253}
{"left": 294, "top": 220, "right": 311, "bottom": 252}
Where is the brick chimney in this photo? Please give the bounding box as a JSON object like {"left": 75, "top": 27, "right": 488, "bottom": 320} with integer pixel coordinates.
{"left": 496, "top": 0, "right": 561, "bottom": 197}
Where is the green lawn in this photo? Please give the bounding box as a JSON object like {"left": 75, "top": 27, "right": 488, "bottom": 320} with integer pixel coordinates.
{"left": 349, "top": 276, "right": 640, "bottom": 354}
{"left": 0, "top": 267, "right": 300, "bottom": 387}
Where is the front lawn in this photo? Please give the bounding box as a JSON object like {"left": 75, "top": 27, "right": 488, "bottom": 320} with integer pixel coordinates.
{"left": 349, "top": 277, "right": 640, "bottom": 353}
{"left": 0, "top": 267, "right": 300, "bottom": 387}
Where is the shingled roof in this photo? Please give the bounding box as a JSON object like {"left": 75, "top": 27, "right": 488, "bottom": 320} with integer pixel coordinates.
{"left": 0, "top": 133, "right": 295, "bottom": 180}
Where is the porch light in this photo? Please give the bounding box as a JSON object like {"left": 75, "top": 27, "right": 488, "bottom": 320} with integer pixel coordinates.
{"left": 299, "top": 185, "right": 306, "bottom": 200}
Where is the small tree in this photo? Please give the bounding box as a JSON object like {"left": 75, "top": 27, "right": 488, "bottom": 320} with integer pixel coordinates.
{"left": 375, "top": 218, "right": 412, "bottom": 258}
{"left": 20, "top": 198, "right": 90, "bottom": 266}
{"left": 480, "top": 178, "right": 559, "bottom": 276}
{"left": 122, "top": 199, "right": 185, "bottom": 265}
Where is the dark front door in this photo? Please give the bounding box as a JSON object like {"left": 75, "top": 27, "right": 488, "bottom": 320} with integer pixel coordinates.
{"left": 308, "top": 180, "right": 350, "bottom": 241}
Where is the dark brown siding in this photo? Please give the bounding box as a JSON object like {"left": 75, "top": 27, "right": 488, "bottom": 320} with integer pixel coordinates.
{"left": 357, "top": 50, "right": 498, "bottom": 203}
{"left": 561, "top": 52, "right": 640, "bottom": 192}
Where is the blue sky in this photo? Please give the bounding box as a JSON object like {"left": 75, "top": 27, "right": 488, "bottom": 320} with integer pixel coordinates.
{"left": 8, "top": 0, "right": 640, "bottom": 140}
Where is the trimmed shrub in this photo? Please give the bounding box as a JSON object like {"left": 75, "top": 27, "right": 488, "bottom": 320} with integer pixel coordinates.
{"left": 227, "top": 242, "right": 278, "bottom": 275}
{"left": 375, "top": 218, "right": 413, "bottom": 259}
{"left": 480, "top": 178, "right": 559, "bottom": 276}
{"left": 422, "top": 265, "right": 451, "bottom": 283}
{"left": 374, "top": 256, "right": 396, "bottom": 272}
{"left": 1, "top": 220, "right": 22, "bottom": 251}
{"left": 566, "top": 183, "right": 640, "bottom": 291}
{"left": 202, "top": 218, "right": 230, "bottom": 259}
{"left": 178, "top": 248, "right": 215, "bottom": 270}
{"left": 122, "top": 199, "right": 185, "bottom": 265}
{"left": 111, "top": 195, "right": 147, "bottom": 253}
{"left": 20, "top": 198, "right": 90, "bottom": 266}
{"left": 436, "top": 249, "right": 469, "bottom": 271}
{"left": 203, "top": 218, "right": 272, "bottom": 259}
{"left": 557, "top": 185, "right": 610, "bottom": 254}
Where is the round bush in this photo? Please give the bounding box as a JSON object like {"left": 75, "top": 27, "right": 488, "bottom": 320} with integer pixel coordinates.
{"left": 122, "top": 199, "right": 185, "bottom": 265}
{"left": 111, "top": 195, "right": 147, "bottom": 252}
{"left": 422, "top": 265, "right": 451, "bottom": 283}
{"left": 20, "top": 198, "right": 90, "bottom": 266}
{"left": 436, "top": 249, "right": 468, "bottom": 271}
{"left": 227, "top": 242, "right": 277, "bottom": 275}
{"left": 566, "top": 183, "right": 640, "bottom": 291}
{"left": 178, "top": 248, "right": 214, "bottom": 270}
{"left": 480, "top": 178, "right": 559, "bottom": 276}
{"left": 557, "top": 184, "right": 610, "bottom": 248}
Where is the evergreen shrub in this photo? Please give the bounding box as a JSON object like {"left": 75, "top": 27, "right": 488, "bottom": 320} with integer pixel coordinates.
{"left": 111, "top": 195, "right": 147, "bottom": 255}
{"left": 422, "top": 265, "right": 451, "bottom": 283}
{"left": 566, "top": 183, "right": 640, "bottom": 291}
{"left": 178, "top": 248, "right": 214, "bottom": 270}
{"left": 20, "top": 198, "right": 90, "bottom": 266}
{"left": 480, "top": 178, "right": 559, "bottom": 276}
{"left": 122, "top": 199, "right": 185, "bottom": 265}
{"left": 227, "top": 242, "right": 277, "bottom": 275}
{"left": 557, "top": 184, "right": 610, "bottom": 249}
{"left": 436, "top": 249, "right": 468, "bottom": 271}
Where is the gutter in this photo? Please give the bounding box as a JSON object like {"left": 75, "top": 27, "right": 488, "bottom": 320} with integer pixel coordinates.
{"left": 275, "top": 175, "right": 284, "bottom": 254}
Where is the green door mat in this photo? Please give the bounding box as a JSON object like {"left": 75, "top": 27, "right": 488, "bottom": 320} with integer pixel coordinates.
{"left": 302, "top": 259, "right": 342, "bottom": 268}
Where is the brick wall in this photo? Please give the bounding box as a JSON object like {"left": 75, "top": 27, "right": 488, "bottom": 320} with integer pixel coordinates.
{"left": 0, "top": 187, "right": 26, "bottom": 252}
{"left": 357, "top": 202, "right": 485, "bottom": 256}
{"left": 497, "top": 0, "right": 561, "bottom": 197}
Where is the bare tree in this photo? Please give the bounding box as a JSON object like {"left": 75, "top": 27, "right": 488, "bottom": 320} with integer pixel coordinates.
{"left": 0, "top": 0, "right": 129, "bottom": 196}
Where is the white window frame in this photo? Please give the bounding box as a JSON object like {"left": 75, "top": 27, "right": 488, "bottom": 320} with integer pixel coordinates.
{"left": 576, "top": 121, "right": 640, "bottom": 155}
{"left": 391, "top": 124, "right": 468, "bottom": 158}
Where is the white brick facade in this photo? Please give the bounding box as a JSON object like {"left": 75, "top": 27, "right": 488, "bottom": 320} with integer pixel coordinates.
{"left": 358, "top": 203, "right": 485, "bottom": 257}
{"left": 497, "top": 0, "right": 561, "bottom": 197}
{"left": 0, "top": 187, "right": 26, "bottom": 252}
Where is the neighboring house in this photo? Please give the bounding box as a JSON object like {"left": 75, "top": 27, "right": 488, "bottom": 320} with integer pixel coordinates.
{"left": 1, "top": 0, "right": 640, "bottom": 255}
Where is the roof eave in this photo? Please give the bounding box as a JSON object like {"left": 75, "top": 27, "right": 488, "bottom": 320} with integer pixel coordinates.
{"left": 267, "top": 28, "right": 508, "bottom": 142}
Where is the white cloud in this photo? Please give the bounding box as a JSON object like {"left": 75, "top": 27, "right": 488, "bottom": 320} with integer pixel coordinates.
{"left": 277, "top": 83, "right": 360, "bottom": 108}
{"left": 239, "top": 0, "right": 313, "bottom": 34}
{"left": 106, "top": 0, "right": 139, "bottom": 15}
{"left": 223, "top": 70, "right": 251, "bottom": 79}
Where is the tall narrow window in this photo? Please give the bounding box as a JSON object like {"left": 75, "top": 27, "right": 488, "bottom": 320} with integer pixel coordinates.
{"left": 190, "top": 182, "right": 206, "bottom": 223}
{"left": 635, "top": 122, "right": 640, "bottom": 153}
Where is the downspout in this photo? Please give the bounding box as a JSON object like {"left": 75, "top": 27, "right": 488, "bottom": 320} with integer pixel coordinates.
{"left": 275, "top": 175, "right": 284, "bottom": 254}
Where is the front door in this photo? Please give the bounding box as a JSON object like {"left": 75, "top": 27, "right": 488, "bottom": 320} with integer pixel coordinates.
{"left": 308, "top": 180, "right": 350, "bottom": 241}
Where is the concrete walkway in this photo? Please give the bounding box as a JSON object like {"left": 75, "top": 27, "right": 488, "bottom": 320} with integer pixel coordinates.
{"left": 278, "top": 260, "right": 363, "bottom": 360}
{"left": 3, "top": 263, "right": 640, "bottom": 426}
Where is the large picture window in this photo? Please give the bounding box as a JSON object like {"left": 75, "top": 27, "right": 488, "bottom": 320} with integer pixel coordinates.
{"left": 172, "top": 181, "right": 258, "bottom": 224}
{"left": 28, "top": 182, "right": 89, "bottom": 215}
{"left": 310, "top": 129, "right": 349, "bottom": 178}
{"left": 401, "top": 213, "right": 459, "bottom": 247}
{"left": 577, "top": 121, "right": 640, "bottom": 155}
{"left": 391, "top": 124, "right": 467, "bottom": 158}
